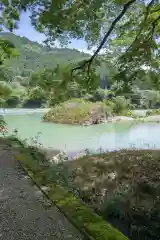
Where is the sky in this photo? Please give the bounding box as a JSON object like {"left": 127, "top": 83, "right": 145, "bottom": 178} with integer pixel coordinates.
{"left": 10, "top": 11, "right": 160, "bottom": 54}
{"left": 13, "top": 11, "right": 90, "bottom": 53}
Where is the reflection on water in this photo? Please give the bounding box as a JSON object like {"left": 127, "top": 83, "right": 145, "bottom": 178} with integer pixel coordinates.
{"left": 3, "top": 110, "right": 160, "bottom": 152}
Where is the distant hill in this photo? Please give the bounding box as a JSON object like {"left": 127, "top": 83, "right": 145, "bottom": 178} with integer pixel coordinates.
{"left": 0, "top": 32, "right": 90, "bottom": 77}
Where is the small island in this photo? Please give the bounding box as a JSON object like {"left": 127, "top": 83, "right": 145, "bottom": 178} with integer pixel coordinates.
{"left": 43, "top": 99, "right": 107, "bottom": 125}
{"left": 43, "top": 98, "right": 160, "bottom": 125}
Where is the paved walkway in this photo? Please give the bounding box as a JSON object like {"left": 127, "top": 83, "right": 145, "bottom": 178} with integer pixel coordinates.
{"left": 0, "top": 146, "right": 84, "bottom": 240}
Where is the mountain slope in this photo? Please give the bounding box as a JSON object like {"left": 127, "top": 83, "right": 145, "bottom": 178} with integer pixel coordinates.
{"left": 0, "top": 32, "right": 90, "bottom": 77}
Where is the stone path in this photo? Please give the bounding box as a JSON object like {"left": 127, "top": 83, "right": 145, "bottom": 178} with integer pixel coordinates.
{"left": 0, "top": 146, "right": 84, "bottom": 240}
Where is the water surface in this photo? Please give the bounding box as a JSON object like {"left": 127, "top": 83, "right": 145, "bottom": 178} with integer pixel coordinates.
{"left": 3, "top": 109, "right": 160, "bottom": 152}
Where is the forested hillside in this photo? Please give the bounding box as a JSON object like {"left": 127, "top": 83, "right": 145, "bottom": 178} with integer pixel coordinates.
{"left": 0, "top": 33, "right": 97, "bottom": 108}
{"left": 0, "top": 32, "right": 89, "bottom": 78}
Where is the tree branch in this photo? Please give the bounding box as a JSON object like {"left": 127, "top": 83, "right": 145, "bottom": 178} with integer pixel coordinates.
{"left": 125, "top": 0, "right": 156, "bottom": 54}
{"left": 150, "top": 7, "right": 160, "bottom": 13}
{"left": 151, "top": 14, "right": 160, "bottom": 34}
{"left": 146, "top": 0, "right": 156, "bottom": 10}
{"left": 145, "top": 14, "right": 160, "bottom": 63}
{"left": 72, "top": 0, "right": 136, "bottom": 74}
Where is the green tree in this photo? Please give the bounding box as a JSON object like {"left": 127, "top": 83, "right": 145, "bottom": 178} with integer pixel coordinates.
{"left": 1, "top": 1, "right": 159, "bottom": 74}
{"left": 28, "top": 1, "right": 160, "bottom": 78}
{"left": 1, "top": 0, "right": 160, "bottom": 102}
{"left": 0, "top": 32, "right": 89, "bottom": 79}
{"left": 0, "top": 38, "right": 17, "bottom": 64}
{"left": 0, "top": 81, "right": 12, "bottom": 106}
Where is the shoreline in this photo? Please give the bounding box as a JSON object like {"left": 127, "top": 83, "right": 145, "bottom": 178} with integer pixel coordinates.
{"left": 2, "top": 108, "right": 160, "bottom": 125}
{"left": 42, "top": 148, "right": 79, "bottom": 160}
{"left": 43, "top": 115, "right": 160, "bottom": 126}
{"left": 42, "top": 143, "right": 160, "bottom": 165}
{"left": 84, "top": 115, "right": 160, "bottom": 125}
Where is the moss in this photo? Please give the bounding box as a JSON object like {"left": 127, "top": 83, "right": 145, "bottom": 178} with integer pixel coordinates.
{"left": 46, "top": 185, "right": 127, "bottom": 240}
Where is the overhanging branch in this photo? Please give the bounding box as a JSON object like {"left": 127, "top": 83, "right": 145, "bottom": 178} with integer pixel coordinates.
{"left": 151, "top": 14, "right": 160, "bottom": 35}
{"left": 150, "top": 6, "right": 160, "bottom": 13}
{"left": 125, "top": 0, "right": 156, "bottom": 54}
{"left": 71, "top": 0, "right": 136, "bottom": 75}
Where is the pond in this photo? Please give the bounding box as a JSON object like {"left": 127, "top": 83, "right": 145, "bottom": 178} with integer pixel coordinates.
{"left": 2, "top": 108, "right": 160, "bottom": 153}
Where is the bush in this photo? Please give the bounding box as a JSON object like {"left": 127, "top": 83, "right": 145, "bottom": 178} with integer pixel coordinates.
{"left": 103, "top": 100, "right": 115, "bottom": 116}
{"left": 112, "top": 96, "right": 131, "bottom": 115}
{"left": 64, "top": 150, "right": 160, "bottom": 239}
{"left": 5, "top": 95, "right": 21, "bottom": 107}
{"left": 104, "top": 96, "right": 132, "bottom": 116}
{"left": 125, "top": 110, "right": 134, "bottom": 117}
{"left": 43, "top": 99, "right": 107, "bottom": 124}
{"left": 138, "top": 90, "right": 160, "bottom": 109}
{"left": 0, "top": 115, "right": 7, "bottom": 128}
{"left": 0, "top": 115, "right": 8, "bottom": 135}
{"left": 146, "top": 109, "right": 160, "bottom": 116}
{"left": 93, "top": 89, "right": 112, "bottom": 102}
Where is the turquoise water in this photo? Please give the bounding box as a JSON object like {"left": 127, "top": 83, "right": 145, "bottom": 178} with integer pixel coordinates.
{"left": 3, "top": 110, "right": 160, "bottom": 152}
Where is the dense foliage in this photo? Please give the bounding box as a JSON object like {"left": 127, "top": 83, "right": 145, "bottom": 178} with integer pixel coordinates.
{"left": 0, "top": 33, "right": 159, "bottom": 110}
{"left": 0, "top": 32, "right": 89, "bottom": 78}
{"left": 0, "top": 33, "right": 103, "bottom": 108}
{"left": 0, "top": 34, "right": 84, "bottom": 107}
{"left": 1, "top": 0, "right": 160, "bottom": 80}
{"left": 0, "top": 1, "right": 160, "bottom": 107}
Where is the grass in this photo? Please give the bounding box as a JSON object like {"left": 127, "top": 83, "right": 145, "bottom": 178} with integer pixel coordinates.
{"left": 1, "top": 136, "right": 128, "bottom": 240}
